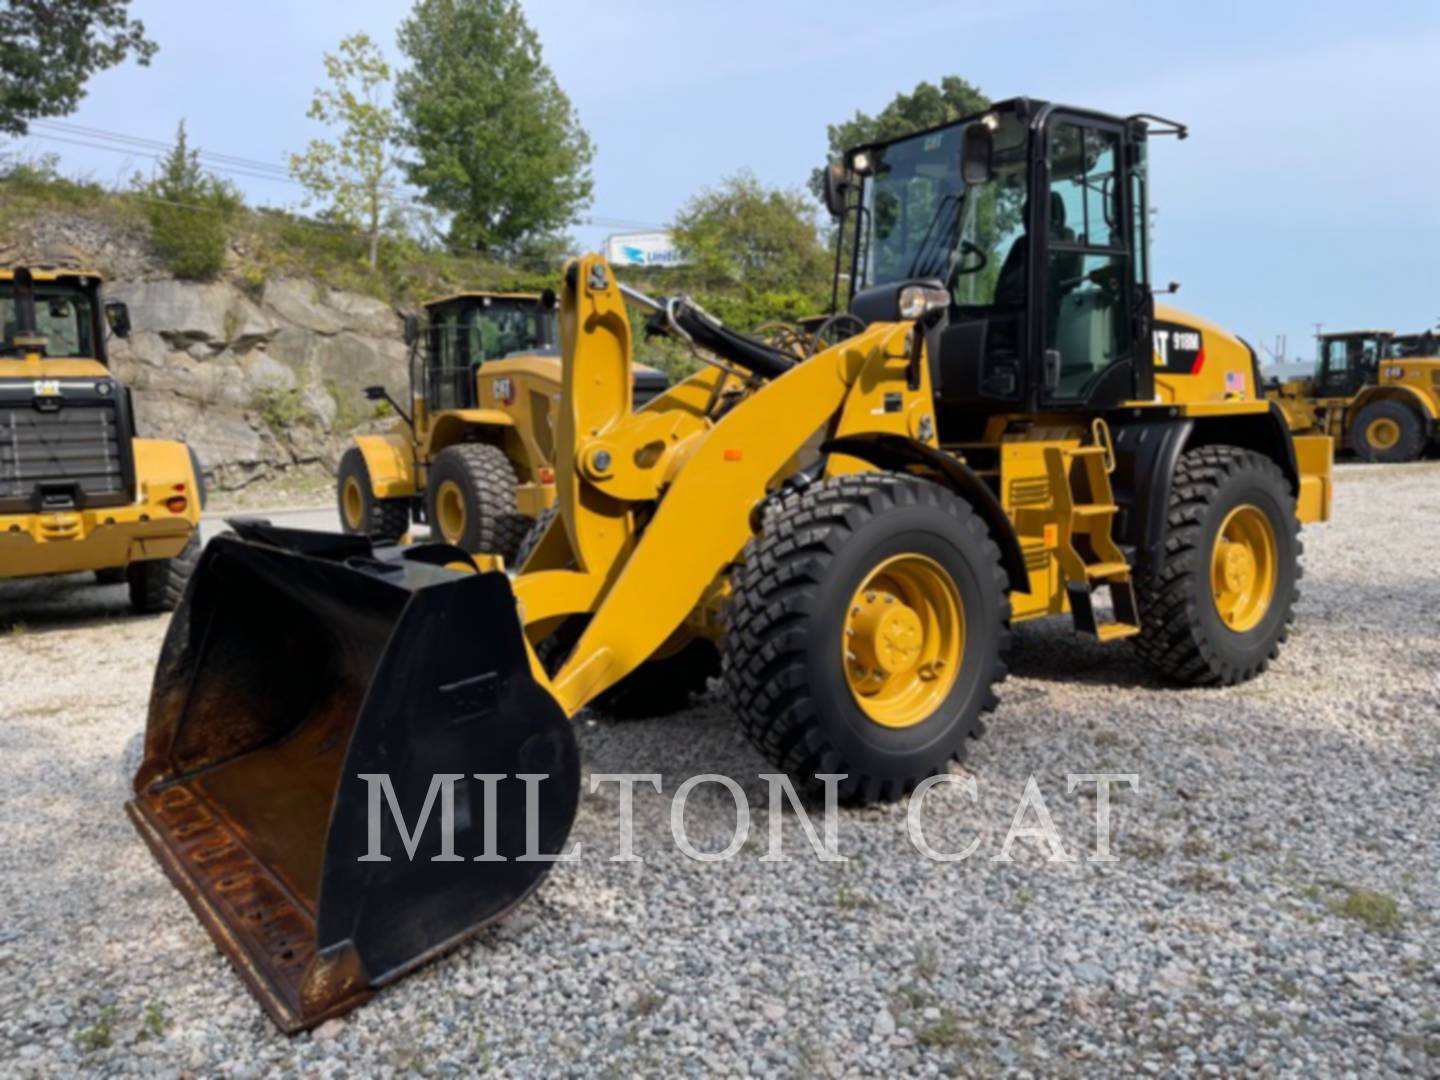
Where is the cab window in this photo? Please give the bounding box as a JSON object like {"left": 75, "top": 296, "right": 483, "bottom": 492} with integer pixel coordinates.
{"left": 1043, "top": 122, "right": 1131, "bottom": 400}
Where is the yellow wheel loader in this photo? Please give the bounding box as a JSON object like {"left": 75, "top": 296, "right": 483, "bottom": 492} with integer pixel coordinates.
{"left": 1, "top": 268, "right": 203, "bottom": 612}
{"left": 1268, "top": 329, "right": 1440, "bottom": 462}
{"left": 338, "top": 290, "right": 669, "bottom": 558}
{"left": 127, "top": 99, "right": 1331, "bottom": 1031}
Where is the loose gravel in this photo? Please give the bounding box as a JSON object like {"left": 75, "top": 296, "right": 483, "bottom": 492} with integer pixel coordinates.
{"left": 1, "top": 462, "right": 1438, "bottom": 1077}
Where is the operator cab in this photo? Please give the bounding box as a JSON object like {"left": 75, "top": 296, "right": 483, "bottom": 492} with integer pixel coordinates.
{"left": 419, "top": 292, "right": 557, "bottom": 411}
{"left": 826, "top": 99, "right": 1183, "bottom": 433}
{"left": 1314, "top": 330, "right": 1390, "bottom": 397}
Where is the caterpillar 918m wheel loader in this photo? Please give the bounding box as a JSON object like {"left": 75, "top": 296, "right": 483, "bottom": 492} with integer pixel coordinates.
{"left": 1267, "top": 329, "right": 1440, "bottom": 462}
{"left": 1, "top": 267, "right": 204, "bottom": 611}
{"left": 127, "top": 99, "right": 1331, "bottom": 1032}
{"left": 337, "top": 290, "right": 669, "bottom": 558}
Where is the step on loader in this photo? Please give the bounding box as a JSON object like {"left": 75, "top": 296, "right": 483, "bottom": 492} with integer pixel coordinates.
{"left": 127, "top": 99, "right": 1331, "bottom": 1032}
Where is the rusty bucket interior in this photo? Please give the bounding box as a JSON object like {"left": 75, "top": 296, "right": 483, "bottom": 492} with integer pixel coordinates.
{"left": 127, "top": 524, "right": 580, "bottom": 1032}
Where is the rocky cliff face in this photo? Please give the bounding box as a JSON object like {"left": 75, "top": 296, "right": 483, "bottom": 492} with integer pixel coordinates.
{"left": 7, "top": 211, "right": 409, "bottom": 490}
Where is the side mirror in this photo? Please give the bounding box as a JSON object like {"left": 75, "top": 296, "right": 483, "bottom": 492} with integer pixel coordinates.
{"left": 402, "top": 313, "right": 419, "bottom": 347}
{"left": 363, "top": 385, "right": 387, "bottom": 402}
{"left": 539, "top": 287, "right": 557, "bottom": 311}
{"left": 104, "top": 301, "right": 131, "bottom": 339}
{"left": 822, "top": 160, "right": 849, "bottom": 218}
{"left": 961, "top": 124, "right": 995, "bottom": 185}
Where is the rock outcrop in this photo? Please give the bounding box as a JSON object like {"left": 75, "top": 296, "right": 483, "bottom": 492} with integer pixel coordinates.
{"left": 7, "top": 211, "right": 409, "bottom": 490}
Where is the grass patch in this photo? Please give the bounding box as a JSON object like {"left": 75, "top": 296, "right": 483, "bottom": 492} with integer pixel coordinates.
{"left": 1329, "top": 889, "right": 1402, "bottom": 932}
{"left": 4, "top": 621, "right": 26, "bottom": 638}
{"left": 629, "top": 988, "right": 664, "bottom": 1018}
{"left": 74, "top": 1004, "right": 118, "bottom": 1052}
{"left": 253, "top": 386, "right": 309, "bottom": 433}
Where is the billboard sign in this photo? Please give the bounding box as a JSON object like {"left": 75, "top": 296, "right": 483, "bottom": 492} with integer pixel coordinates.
{"left": 604, "top": 230, "right": 687, "bottom": 269}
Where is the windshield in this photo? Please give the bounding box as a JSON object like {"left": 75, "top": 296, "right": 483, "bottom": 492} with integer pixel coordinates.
{"left": 0, "top": 281, "right": 96, "bottom": 358}
{"left": 858, "top": 111, "right": 1029, "bottom": 306}
{"left": 429, "top": 300, "right": 549, "bottom": 368}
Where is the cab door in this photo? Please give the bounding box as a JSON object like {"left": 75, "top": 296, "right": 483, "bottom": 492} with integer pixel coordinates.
{"left": 1033, "top": 113, "right": 1148, "bottom": 410}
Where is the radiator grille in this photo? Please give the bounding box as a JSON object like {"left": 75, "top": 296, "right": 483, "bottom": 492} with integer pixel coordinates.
{"left": 0, "top": 402, "right": 126, "bottom": 505}
{"left": 1008, "top": 476, "right": 1052, "bottom": 508}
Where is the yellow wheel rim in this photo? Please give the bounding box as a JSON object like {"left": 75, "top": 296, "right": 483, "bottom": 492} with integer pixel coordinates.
{"left": 342, "top": 475, "right": 365, "bottom": 531}
{"left": 1210, "top": 505, "right": 1277, "bottom": 633}
{"left": 436, "top": 479, "right": 467, "bottom": 543}
{"left": 1366, "top": 417, "right": 1400, "bottom": 451}
{"left": 842, "top": 553, "right": 964, "bottom": 729}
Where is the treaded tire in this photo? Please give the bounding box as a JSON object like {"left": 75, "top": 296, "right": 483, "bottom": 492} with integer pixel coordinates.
{"left": 1350, "top": 400, "right": 1425, "bottom": 463}
{"left": 518, "top": 506, "right": 719, "bottom": 718}
{"left": 336, "top": 447, "right": 409, "bottom": 541}
{"left": 513, "top": 505, "right": 559, "bottom": 572}
{"left": 1133, "top": 446, "right": 1301, "bottom": 686}
{"left": 723, "top": 474, "right": 1011, "bottom": 804}
{"left": 127, "top": 531, "right": 202, "bottom": 615}
{"left": 426, "top": 443, "right": 530, "bottom": 561}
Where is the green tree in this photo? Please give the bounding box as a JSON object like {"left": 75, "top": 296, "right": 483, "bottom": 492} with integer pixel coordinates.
{"left": 671, "top": 171, "right": 830, "bottom": 297}
{"left": 290, "top": 33, "right": 401, "bottom": 269}
{"left": 0, "top": 0, "right": 157, "bottom": 135}
{"left": 137, "top": 121, "right": 241, "bottom": 280}
{"left": 811, "top": 76, "right": 990, "bottom": 198}
{"left": 395, "top": 0, "right": 594, "bottom": 257}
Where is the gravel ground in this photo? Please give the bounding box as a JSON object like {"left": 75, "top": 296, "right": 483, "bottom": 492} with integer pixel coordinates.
{"left": 1, "top": 462, "right": 1438, "bottom": 1077}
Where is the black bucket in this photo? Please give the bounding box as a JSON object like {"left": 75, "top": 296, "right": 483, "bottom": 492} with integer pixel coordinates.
{"left": 126, "top": 522, "right": 580, "bottom": 1032}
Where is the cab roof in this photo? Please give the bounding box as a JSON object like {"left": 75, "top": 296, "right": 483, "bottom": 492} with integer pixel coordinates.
{"left": 1318, "top": 329, "right": 1394, "bottom": 340}
{"left": 0, "top": 266, "right": 105, "bottom": 283}
{"left": 424, "top": 290, "right": 541, "bottom": 310}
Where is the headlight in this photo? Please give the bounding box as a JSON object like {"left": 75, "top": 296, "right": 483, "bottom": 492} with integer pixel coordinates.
{"left": 96, "top": 380, "right": 113, "bottom": 396}
{"left": 897, "top": 283, "right": 950, "bottom": 320}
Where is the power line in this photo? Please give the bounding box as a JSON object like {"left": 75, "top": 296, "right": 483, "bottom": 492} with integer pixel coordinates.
{"left": 21, "top": 119, "right": 666, "bottom": 231}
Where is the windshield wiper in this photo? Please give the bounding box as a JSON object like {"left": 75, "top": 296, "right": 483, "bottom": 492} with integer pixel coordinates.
{"left": 906, "top": 194, "right": 961, "bottom": 280}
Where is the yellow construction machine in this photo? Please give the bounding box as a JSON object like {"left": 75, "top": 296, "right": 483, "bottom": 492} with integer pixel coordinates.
{"left": 127, "top": 99, "right": 1331, "bottom": 1031}
{"left": 1, "top": 267, "right": 203, "bottom": 611}
{"left": 337, "top": 290, "right": 668, "bottom": 557}
{"left": 1267, "top": 328, "right": 1440, "bottom": 461}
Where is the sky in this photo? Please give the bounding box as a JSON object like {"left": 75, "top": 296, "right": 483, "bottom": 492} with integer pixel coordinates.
{"left": 9, "top": 0, "right": 1440, "bottom": 365}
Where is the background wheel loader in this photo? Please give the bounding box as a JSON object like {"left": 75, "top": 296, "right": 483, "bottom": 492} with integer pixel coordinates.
{"left": 1267, "top": 328, "right": 1440, "bottom": 462}
{"left": 1, "top": 267, "right": 203, "bottom": 612}
{"left": 338, "top": 290, "right": 669, "bottom": 559}
{"left": 128, "top": 99, "right": 1331, "bottom": 1032}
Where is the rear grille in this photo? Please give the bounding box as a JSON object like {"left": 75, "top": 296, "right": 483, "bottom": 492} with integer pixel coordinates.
{"left": 0, "top": 400, "right": 128, "bottom": 508}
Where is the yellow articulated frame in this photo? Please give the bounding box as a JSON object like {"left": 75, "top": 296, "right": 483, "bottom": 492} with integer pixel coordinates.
{"left": 514, "top": 255, "right": 933, "bottom": 715}
{"left": 0, "top": 438, "right": 200, "bottom": 578}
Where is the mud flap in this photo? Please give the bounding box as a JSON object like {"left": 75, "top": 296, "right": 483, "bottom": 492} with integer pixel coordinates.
{"left": 126, "top": 524, "right": 580, "bottom": 1032}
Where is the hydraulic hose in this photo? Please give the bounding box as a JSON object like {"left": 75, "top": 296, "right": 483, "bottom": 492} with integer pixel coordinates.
{"left": 618, "top": 283, "right": 795, "bottom": 381}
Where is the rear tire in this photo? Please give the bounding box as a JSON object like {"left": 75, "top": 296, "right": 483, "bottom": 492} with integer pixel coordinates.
{"left": 1133, "top": 446, "right": 1300, "bottom": 686}
{"left": 337, "top": 447, "right": 409, "bottom": 541}
{"left": 1350, "top": 400, "right": 1424, "bottom": 463}
{"left": 426, "top": 443, "right": 529, "bottom": 561}
{"left": 128, "top": 531, "right": 202, "bottom": 614}
{"left": 724, "top": 474, "right": 1011, "bottom": 803}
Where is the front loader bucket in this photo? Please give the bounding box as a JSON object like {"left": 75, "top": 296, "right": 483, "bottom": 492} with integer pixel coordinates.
{"left": 125, "top": 523, "right": 580, "bottom": 1032}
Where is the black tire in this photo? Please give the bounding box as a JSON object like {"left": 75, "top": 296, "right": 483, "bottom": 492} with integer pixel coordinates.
{"left": 1133, "top": 446, "right": 1300, "bottom": 686}
{"left": 94, "top": 567, "right": 127, "bottom": 585}
{"left": 1350, "top": 400, "right": 1425, "bottom": 463}
{"left": 724, "top": 474, "right": 1011, "bottom": 803}
{"left": 425, "top": 443, "right": 529, "bottom": 561}
{"left": 127, "top": 531, "right": 202, "bottom": 614}
{"left": 513, "top": 504, "right": 559, "bottom": 572}
{"left": 336, "top": 447, "right": 409, "bottom": 541}
{"left": 518, "top": 506, "right": 719, "bottom": 718}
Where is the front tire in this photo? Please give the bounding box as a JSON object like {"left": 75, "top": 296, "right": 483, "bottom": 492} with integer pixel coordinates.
{"left": 128, "top": 532, "right": 202, "bottom": 614}
{"left": 425, "top": 443, "right": 530, "bottom": 560}
{"left": 1351, "top": 400, "right": 1425, "bottom": 463}
{"left": 724, "top": 474, "right": 1011, "bottom": 803}
{"left": 1134, "top": 446, "right": 1300, "bottom": 686}
{"left": 337, "top": 447, "right": 409, "bottom": 541}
